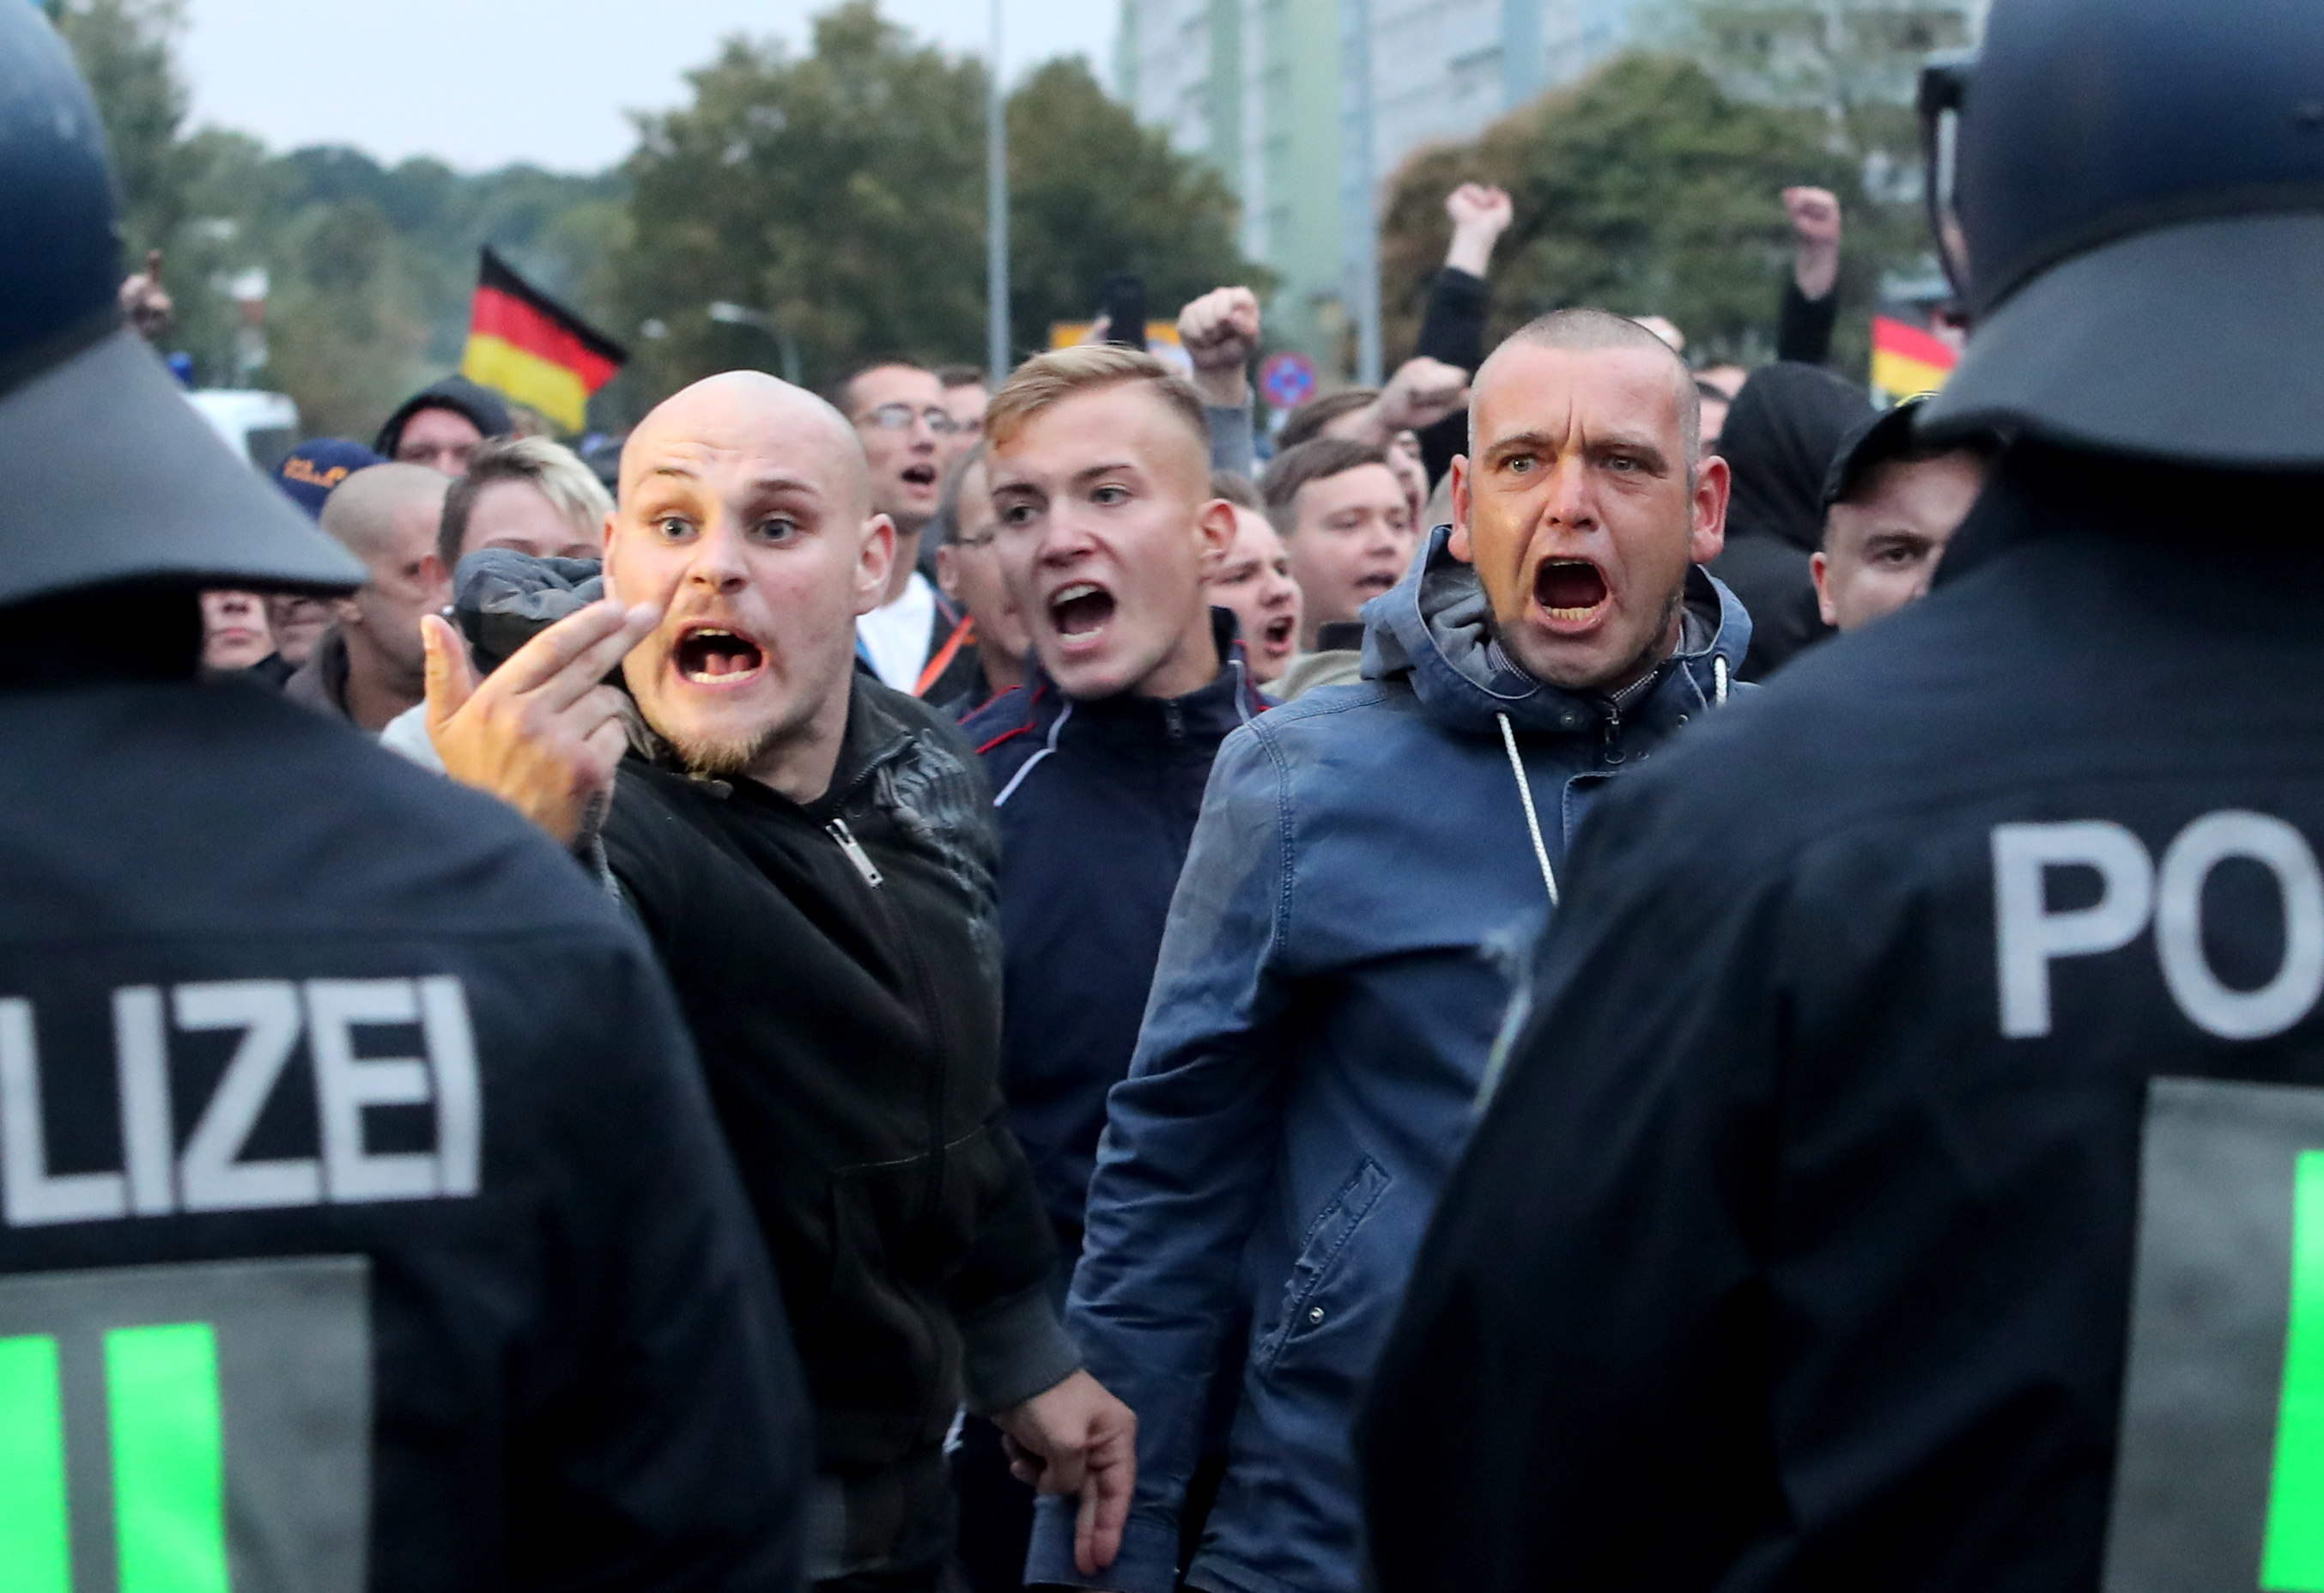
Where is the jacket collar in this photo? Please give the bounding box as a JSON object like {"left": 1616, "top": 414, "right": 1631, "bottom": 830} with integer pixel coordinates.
{"left": 1019, "top": 607, "right": 1264, "bottom": 751}
{"left": 283, "top": 625, "right": 354, "bottom": 720}
{"left": 629, "top": 671, "right": 922, "bottom": 819}
{"left": 1359, "top": 523, "right": 1751, "bottom": 738}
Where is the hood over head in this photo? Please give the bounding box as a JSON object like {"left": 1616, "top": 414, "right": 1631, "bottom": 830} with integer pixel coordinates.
{"left": 374, "top": 374, "right": 514, "bottom": 460}
{"left": 1719, "top": 362, "right": 1870, "bottom": 553}
{"left": 1360, "top": 524, "right": 1750, "bottom": 737}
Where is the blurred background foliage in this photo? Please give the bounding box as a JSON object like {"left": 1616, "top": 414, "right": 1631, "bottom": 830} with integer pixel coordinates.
{"left": 54, "top": 0, "right": 1951, "bottom": 436}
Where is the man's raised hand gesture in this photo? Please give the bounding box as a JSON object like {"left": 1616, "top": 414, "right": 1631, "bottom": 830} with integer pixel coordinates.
{"left": 1177, "top": 285, "right": 1262, "bottom": 408}
{"left": 422, "top": 599, "right": 661, "bottom": 847}
{"left": 1374, "top": 355, "right": 1471, "bottom": 436}
{"left": 1783, "top": 185, "right": 1843, "bottom": 301}
{"left": 1443, "top": 183, "right": 1514, "bottom": 277}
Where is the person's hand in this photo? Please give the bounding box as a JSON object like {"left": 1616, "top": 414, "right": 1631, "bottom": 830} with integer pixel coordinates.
{"left": 118, "top": 249, "right": 173, "bottom": 340}
{"left": 1443, "top": 183, "right": 1514, "bottom": 277}
{"left": 422, "top": 599, "right": 660, "bottom": 847}
{"left": 1783, "top": 185, "right": 1842, "bottom": 300}
{"left": 992, "top": 1370, "right": 1137, "bottom": 1577}
{"left": 1177, "top": 285, "right": 1261, "bottom": 406}
{"left": 1374, "top": 356, "right": 1471, "bottom": 436}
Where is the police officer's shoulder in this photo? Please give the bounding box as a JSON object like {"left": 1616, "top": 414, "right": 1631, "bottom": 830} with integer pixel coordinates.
{"left": 114, "top": 680, "right": 637, "bottom": 945}
{"left": 1576, "top": 581, "right": 2019, "bottom": 892}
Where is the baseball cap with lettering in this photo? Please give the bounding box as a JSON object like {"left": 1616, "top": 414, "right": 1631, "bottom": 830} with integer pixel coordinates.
{"left": 272, "top": 439, "right": 386, "bottom": 521}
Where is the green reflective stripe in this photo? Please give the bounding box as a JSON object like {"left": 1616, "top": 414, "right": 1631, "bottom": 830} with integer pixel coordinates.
{"left": 2265, "top": 1152, "right": 2324, "bottom": 1590}
{"left": 106, "top": 1322, "right": 230, "bottom": 1593}
{"left": 0, "top": 1333, "right": 71, "bottom": 1593}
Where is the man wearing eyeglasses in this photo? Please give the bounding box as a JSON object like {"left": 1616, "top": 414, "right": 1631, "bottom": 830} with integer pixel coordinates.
{"left": 837, "top": 361, "right": 981, "bottom": 702}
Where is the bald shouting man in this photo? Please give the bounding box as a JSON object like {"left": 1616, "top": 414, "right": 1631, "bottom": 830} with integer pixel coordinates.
{"left": 423, "top": 372, "right": 1135, "bottom": 1591}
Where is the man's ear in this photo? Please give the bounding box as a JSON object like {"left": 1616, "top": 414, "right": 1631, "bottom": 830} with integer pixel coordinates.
{"left": 1447, "top": 456, "right": 1475, "bottom": 565}
{"left": 1194, "top": 497, "right": 1237, "bottom": 576}
{"left": 419, "top": 551, "right": 452, "bottom": 605}
{"left": 933, "top": 542, "right": 962, "bottom": 602}
{"left": 855, "top": 513, "right": 898, "bottom": 617}
{"left": 1810, "top": 549, "right": 1838, "bottom": 628}
{"left": 1690, "top": 453, "right": 1732, "bottom": 565}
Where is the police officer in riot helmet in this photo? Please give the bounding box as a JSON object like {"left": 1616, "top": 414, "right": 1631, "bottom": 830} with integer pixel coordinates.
{"left": 0, "top": 11, "right": 808, "bottom": 1589}
{"left": 1362, "top": 1, "right": 2324, "bottom": 1589}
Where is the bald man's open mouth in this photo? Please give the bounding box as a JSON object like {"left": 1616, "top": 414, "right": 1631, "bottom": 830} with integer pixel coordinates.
{"left": 674, "top": 623, "right": 767, "bottom": 686}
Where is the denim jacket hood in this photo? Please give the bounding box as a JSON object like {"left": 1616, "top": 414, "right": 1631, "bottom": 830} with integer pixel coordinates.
{"left": 1027, "top": 532, "right": 1755, "bottom": 1593}
{"left": 1362, "top": 522, "right": 1751, "bottom": 739}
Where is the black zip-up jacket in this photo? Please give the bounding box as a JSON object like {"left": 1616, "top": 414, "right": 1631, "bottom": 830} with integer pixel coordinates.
{"left": 1362, "top": 447, "right": 2324, "bottom": 1591}
{"left": 0, "top": 652, "right": 806, "bottom": 1592}
{"left": 601, "top": 677, "right": 1077, "bottom": 1478}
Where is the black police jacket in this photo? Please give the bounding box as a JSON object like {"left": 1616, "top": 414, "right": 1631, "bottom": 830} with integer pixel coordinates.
{"left": 0, "top": 672, "right": 806, "bottom": 1592}
{"left": 1362, "top": 449, "right": 2324, "bottom": 1592}
{"left": 602, "top": 676, "right": 1077, "bottom": 1478}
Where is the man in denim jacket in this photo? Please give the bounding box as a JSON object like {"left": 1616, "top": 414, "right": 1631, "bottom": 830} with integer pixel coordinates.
{"left": 1027, "top": 311, "right": 1750, "bottom": 1593}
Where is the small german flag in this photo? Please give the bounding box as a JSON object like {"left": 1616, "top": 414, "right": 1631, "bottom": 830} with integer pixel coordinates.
{"left": 459, "top": 248, "right": 625, "bottom": 434}
{"left": 1870, "top": 314, "right": 1960, "bottom": 402}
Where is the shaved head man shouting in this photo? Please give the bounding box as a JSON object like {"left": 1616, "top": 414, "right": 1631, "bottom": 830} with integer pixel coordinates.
{"left": 426, "top": 370, "right": 1136, "bottom": 1591}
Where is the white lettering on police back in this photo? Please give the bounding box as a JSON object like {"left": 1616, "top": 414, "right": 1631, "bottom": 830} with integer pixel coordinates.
{"left": 0, "top": 976, "right": 483, "bottom": 1228}
{"left": 1994, "top": 812, "right": 2324, "bottom": 1041}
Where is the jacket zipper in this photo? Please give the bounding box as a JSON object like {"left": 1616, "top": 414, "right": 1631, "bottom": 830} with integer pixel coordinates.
{"left": 826, "top": 818, "right": 884, "bottom": 887}
{"left": 834, "top": 800, "right": 958, "bottom": 1437}
{"left": 1164, "top": 699, "right": 1185, "bottom": 740}
{"left": 1601, "top": 705, "right": 1626, "bottom": 766}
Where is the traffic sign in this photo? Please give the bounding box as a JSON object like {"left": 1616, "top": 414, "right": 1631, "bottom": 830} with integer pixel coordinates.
{"left": 1259, "top": 350, "right": 1318, "bottom": 410}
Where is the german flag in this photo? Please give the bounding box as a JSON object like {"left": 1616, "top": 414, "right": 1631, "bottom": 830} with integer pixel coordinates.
{"left": 1870, "top": 314, "right": 1960, "bottom": 402}
{"left": 459, "top": 249, "right": 625, "bottom": 433}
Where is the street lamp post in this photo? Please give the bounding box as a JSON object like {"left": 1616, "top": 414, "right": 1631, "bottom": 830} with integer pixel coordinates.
{"left": 987, "top": 0, "right": 1011, "bottom": 380}
{"left": 707, "top": 301, "right": 801, "bottom": 386}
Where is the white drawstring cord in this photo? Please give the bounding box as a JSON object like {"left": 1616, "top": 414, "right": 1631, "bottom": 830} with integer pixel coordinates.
{"left": 1714, "top": 654, "right": 1730, "bottom": 706}
{"left": 1496, "top": 712, "right": 1559, "bottom": 907}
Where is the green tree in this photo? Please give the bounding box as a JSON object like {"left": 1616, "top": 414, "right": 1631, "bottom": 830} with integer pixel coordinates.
{"left": 52, "top": 0, "right": 626, "bottom": 432}
{"left": 52, "top": 0, "right": 197, "bottom": 254}
{"left": 615, "top": 2, "right": 1265, "bottom": 404}
{"left": 1379, "top": 52, "right": 1857, "bottom": 368}
{"left": 1007, "top": 58, "right": 1265, "bottom": 350}
{"left": 1659, "top": 0, "right": 1975, "bottom": 173}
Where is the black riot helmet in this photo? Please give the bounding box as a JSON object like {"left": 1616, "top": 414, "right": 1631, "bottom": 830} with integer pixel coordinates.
{"left": 0, "top": 5, "right": 360, "bottom": 607}
{"left": 1917, "top": 0, "right": 2324, "bottom": 467}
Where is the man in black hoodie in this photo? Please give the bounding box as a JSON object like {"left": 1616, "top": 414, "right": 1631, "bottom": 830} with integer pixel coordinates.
{"left": 1704, "top": 362, "right": 1868, "bottom": 678}
{"left": 374, "top": 375, "right": 513, "bottom": 477}
{"left": 424, "top": 369, "right": 1136, "bottom": 1592}
{"left": 1362, "top": 3, "right": 2324, "bottom": 1590}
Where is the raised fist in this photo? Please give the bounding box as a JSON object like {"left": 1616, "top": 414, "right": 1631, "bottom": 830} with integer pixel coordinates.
{"left": 1177, "top": 285, "right": 1261, "bottom": 404}
{"left": 118, "top": 249, "right": 173, "bottom": 341}
{"left": 1782, "top": 186, "right": 1843, "bottom": 251}
{"left": 1445, "top": 183, "right": 1514, "bottom": 240}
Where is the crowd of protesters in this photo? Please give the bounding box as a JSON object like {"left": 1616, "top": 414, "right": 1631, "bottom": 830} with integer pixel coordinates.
{"left": 9, "top": 0, "right": 2318, "bottom": 1589}
{"left": 177, "top": 165, "right": 1977, "bottom": 1590}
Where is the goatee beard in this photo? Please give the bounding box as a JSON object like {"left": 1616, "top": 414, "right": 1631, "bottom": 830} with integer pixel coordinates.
{"left": 672, "top": 726, "right": 782, "bottom": 781}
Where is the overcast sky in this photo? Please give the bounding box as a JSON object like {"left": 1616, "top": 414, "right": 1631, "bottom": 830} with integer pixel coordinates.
{"left": 179, "top": 0, "right": 1118, "bottom": 173}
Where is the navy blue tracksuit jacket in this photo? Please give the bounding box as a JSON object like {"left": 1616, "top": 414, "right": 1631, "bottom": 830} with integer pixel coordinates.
{"left": 963, "top": 612, "right": 1265, "bottom": 1253}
